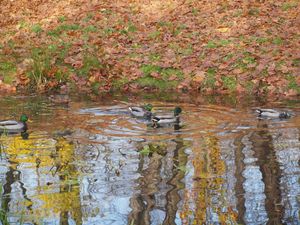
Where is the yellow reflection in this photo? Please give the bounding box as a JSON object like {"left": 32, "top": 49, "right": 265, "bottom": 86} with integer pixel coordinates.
{"left": 180, "top": 134, "right": 237, "bottom": 224}
{"left": 0, "top": 133, "right": 82, "bottom": 223}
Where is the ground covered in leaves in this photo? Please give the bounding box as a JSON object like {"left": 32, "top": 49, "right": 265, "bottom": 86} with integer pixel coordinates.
{"left": 0, "top": 0, "right": 299, "bottom": 96}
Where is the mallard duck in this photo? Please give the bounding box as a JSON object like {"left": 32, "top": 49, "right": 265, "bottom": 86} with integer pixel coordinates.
{"left": 151, "top": 107, "right": 182, "bottom": 128}
{"left": 129, "top": 104, "right": 153, "bottom": 119}
{"left": 256, "top": 109, "right": 291, "bottom": 119}
{"left": 0, "top": 114, "right": 29, "bottom": 133}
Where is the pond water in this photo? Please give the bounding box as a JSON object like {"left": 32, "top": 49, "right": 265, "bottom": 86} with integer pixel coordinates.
{"left": 0, "top": 94, "right": 299, "bottom": 225}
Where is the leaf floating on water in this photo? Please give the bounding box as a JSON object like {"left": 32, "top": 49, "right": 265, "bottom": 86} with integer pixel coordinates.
{"left": 139, "top": 145, "right": 150, "bottom": 156}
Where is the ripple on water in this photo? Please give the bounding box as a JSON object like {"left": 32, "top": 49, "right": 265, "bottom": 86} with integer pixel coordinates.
{"left": 0, "top": 96, "right": 299, "bottom": 225}
{"left": 77, "top": 103, "right": 257, "bottom": 142}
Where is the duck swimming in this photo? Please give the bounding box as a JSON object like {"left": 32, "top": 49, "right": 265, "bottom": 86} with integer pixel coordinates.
{"left": 0, "top": 114, "right": 29, "bottom": 133}
{"left": 129, "top": 104, "right": 153, "bottom": 119}
{"left": 256, "top": 109, "right": 291, "bottom": 119}
{"left": 151, "top": 107, "right": 182, "bottom": 128}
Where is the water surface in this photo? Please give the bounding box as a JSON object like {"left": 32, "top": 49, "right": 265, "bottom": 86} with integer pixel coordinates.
{"left": 0, "top": 94, "right": 299, "bottom": 225}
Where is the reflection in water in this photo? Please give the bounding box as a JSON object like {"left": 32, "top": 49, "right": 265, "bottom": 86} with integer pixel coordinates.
{"left": 249, "top": 120, "right": 283, "bottom": 224}
{"left": 0, "top": 95, "right": 299, "bottom": 224}
{"left": 128, "top": 138, "right": 189, "bottom": 225}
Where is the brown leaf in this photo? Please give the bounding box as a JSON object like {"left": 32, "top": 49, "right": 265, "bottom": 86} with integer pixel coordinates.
{"left": 267, "top": 63, "right": 276, "bottom": 75}
{"left": 168, "top": 75, "right": 178, "bottom": 81}
{"left": 192, "top": 71, "right": 205, "bottom": 83}
{"left": 232, "top": 68, "right": 243, "bottom": 74}
{"left": 150, "top": 72, "right": 161, "bottom": 79}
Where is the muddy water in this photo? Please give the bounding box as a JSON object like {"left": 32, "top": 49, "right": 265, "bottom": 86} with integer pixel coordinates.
{"left": 0, "top": 94, "right": 299, "bottom": 225}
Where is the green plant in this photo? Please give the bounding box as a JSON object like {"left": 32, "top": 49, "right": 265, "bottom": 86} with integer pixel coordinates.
{"left": 58, "top": 16, "right": 66, "bottom": 23}
{"left": 273, "top": 37, "right": 283, "bottom": 45}
{"left": 148, "top": 30, "right": 161, "bottom": 39}
{"left": 245, "top": 81, "right": 254, "bottom": 93}
{"left": 83, "top": 13, "right": 94, "bottom": 22}
{"left": 286, "top": 74, "right": 300, "bottom": 93}
{"left": 206, "top": 39, "right": 231, "bottom": 49}
{"left": 207, "top": 41, "right": 217, "bottom": 48}
{"left": 203, "top": 68, "right": 216, "bottom": 88}
{"left": 292, "top": 59, "right": 300, "bottom": 67}
{"left": 148, "top": 53, "right": 161, "bottom": 62}
{"left": 84, "top": 25, "right": 97, "bottom": 33}
{"left": 112, "top": 77, "right": 130, "bottom": 90}
{"left": 127, "top": 22, "right": 137, "bottom": 33}
{"left": 141, "top": 64, "right": 161, "bottom": 75}
{"left": 31, "top": 24, "right": 43, "bottom": 34}
{"left": 103, "top": 27, "right": 116, "bottom": 36}
{"left": 47, "top": 23, "right": 80, "bottom": 37}
{"left": 222, "top": 76, "right": 237, "bottom": 91}
{"left": 248, "top": 8, "right": 260, "bottom": 16}
{"left": 281, "top": 2, "right": 298, "bottom": 11}
{"left": 77, "top": 55, "right": 102, "bottom": 77}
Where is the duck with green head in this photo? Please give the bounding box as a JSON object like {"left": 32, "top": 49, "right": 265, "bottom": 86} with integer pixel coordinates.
{"left": 151, "top": 107, "right": 182, "bottom": 128}
{"left": 129, "top": 104, "right": 153, "bottom": 120}
{"left": 0, "top": 114, "right": 29, "bottom": 133}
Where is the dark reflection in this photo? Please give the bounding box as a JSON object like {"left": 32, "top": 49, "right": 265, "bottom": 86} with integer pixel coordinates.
{"left": 233, "top": 135, "right": 246, "bottom": 224}
{"left": 163, "top": 138, "right": 188, "bottom": 225}
{"left": 2, "top": 161, "right": 34, "bottom": 223}
{"left": 128, "top": 138, "right": 189, "bottom": 225}
{"left": 249, "top": 120, "right": 284, "bottom": 225}
{"left": 21, "top": 131, "right": 29, "bottom": 140}
{"left": 128, "top": 142, "right": 165, "bottom": 225}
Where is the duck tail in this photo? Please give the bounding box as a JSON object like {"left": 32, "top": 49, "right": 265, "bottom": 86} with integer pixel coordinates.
{"left": 151, "top": 117, "right": 160, "bottom": 122}
{"left": 256, "top": 109, "right": 262, "bottom": 115}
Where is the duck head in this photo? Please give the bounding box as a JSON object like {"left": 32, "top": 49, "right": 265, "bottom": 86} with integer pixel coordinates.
{"left": 174, "top": 107, "right": 182, "bottom": 116}
{"left": 279, "top": 112, "right": 291, "bottom": 119}
{"left": 144, "top": 104, "right": 153, "bottom": 112}
{"left": 20, "top": 114, "right": 29, "bottom": 123}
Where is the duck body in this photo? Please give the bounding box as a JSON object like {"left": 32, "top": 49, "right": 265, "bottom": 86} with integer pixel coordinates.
{"left": 256, "top": 109, "right": 291, "bottom": 119}
{"left": 0, "top": 115, "right": 29, "bottom": 134}
{"left": 129, "top": 104, "right": 153, "bottom": 120}
{"left": 151, "top": 107, "right": 182, "bottom": 128}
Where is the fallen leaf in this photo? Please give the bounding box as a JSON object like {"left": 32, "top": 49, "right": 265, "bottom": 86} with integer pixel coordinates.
{"left": 192, "top": 71, "right": 205, "bottom": 83}
{"left": 217, "top": 27, "right": 229, "bottom": 33}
